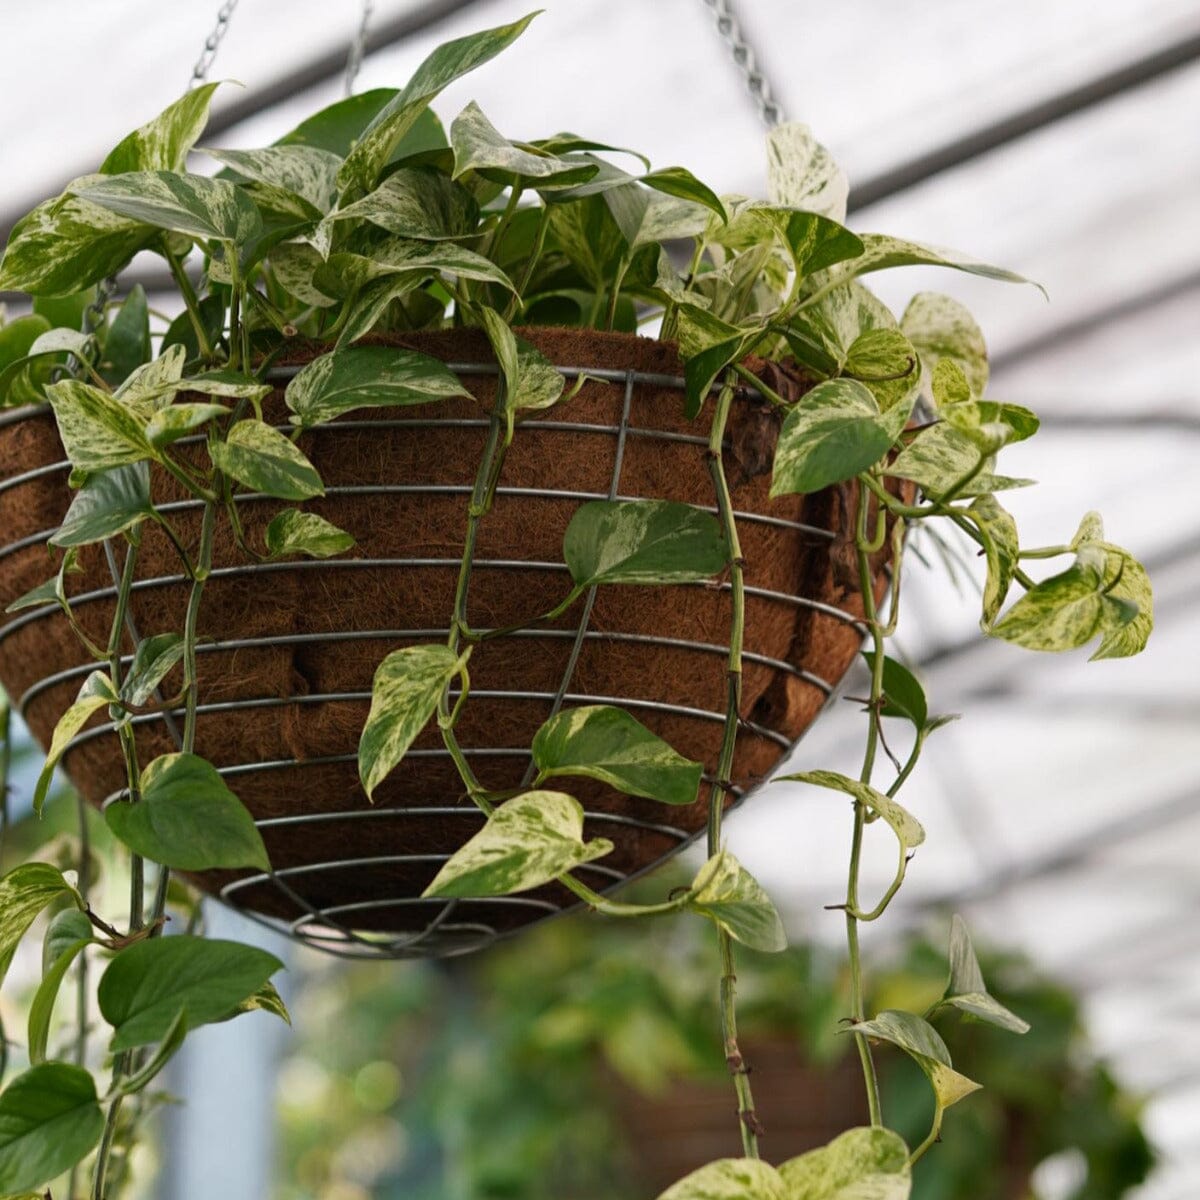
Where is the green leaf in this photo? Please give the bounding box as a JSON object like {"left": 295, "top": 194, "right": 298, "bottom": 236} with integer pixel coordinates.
{"left": 144, "top": 401, "right": 229, "bottom": 448}
{"left": 563, "top": 499, "right": 728, "bottom": 587}
{"left": 478, "top": 307, "right": 565, "bottom": 427}
{"left": 640, "top": 167, "right": 727, "bottom": 224}
{"left": 991, "top": 560, "right": 1133, "bottom": 653}
{"left": 0, "top": 864, "right": 80, "bottom": 985}
{"left": 265, "top": 509, "right": 355, "bottom": 559}
{"left": 1091, "top": 549, "right": 1153, "bottom": 660}
{"left": 120, "top": 633, "right": 185, "bottom": 706}
{"left": 780, "top": 770, "right": 926, "bottom": 852}
{"left": 358, "top": 644, "right": 465, "bottom": 801}
{"left": 285, "top": 344, "right": 469, "bottom": 427}
{"left": 746, "top": 206, "right": 864, "bottom": 281}
{"left": 116, "top": 343, "right": 185, "bottom": 404}
{"left": 205, "top": 144, "right": 340, "bottom": 216}
{"left": 451, "top": 101, "right": 598, "bottom": 185}
{"left": 45, "top": 378, "right": 156, "bottom": 472}
{"left": 34, "top": 672, "right": 119, "bottom": 814}
{"left": 886, "top": 423, "right": 1032, "bottom": 499}
{"left": 0, "top": 187, "right": 152, "bottom": 297}
{"left": 332, "top": 275, "right": 428, "bottom": 347}
{"left": 229, "top": 980, "right": 291, "bottom": 1025}
{"left": 766, "top": 122, "right": 849, "bottom": 224}
{"left": 782, "top": 281, "right": 896, "bottom": 378}
{"left": 968, "top": 494, "right": 1020, "bottom": 625}
{"left": 851, "top": 1009, "right": 981, "bottom": 1109}
{"left": 76, "top": 171, "right": 263, "bottom": 250}
{"left": 50, "top": 462, "right": 155, "bottom": 547}
{"left": 100, "top": 84, "right": 221, "bottom": 174}
{"left": 689, "top": 851, "right": 787, "bottom": 953}
{"left": 423, "top": 790, "right": 613, "bottom": 898}
{"left": 824, "top": 232, "right": 1041, "bottom": 293}
{"left": 861, "top": 652, "right": 928, "bottom": 729}
{"left": 0, "top": 312, "right": 51, "bottom": 372}
{"left": 337, "top": 12, "right": 539, "bottom": 193}
{"left": 99, "top": 935, "right": 283, "bottom": 1051}
{"left": 779, "top": 1127, "right": 911, "bottom": 1200}
{"left": 843, "top": 328, "right": 919, "bottom": 412}
{"left": 4, "top": 548, "right": 80, "bottom": 617}
{"left": 269, "top": 241, "right": 339, "bottom": 307}
{"left": 209, "top": 419, "right": 324, "bottom": 500}
{"left": 532, "top": 705, "right": 703, "bottom": 806}
{"left": 941, "top": 914, "right": 1029, "bottom": 1034}
{"left": 102, "top": 284, "right": 151, "bottom": 385}
{"left": 656, "top": 1157, "right": 785, "bottom": 1200}
{"left": 770, "top": 379, "right": 909, "bottom": 497}
{"left": 545, "top": 193, "right": 626, "bottom": 290}
{"left": 322, "top": 237, "right": 518, "bottom": 296}
{"left": 605, "top": 185, "right": 712, "bottom": 249}
{"left": 277, "top": 88, "right": 445, "bottom": 158}
{"left": 28, "top": 911, "right": 92, "bottom": 1065}
{"left": 31, "top": 291, "right": 91, "bottom": 331}
{"left": 105, "top": 752, "right": 270, "bottom": 871}
{"left": 682, "top": 325, "right": 758, "bottom": 419}
{"left": 901, "top": 292, "right": 989, "bottom": 398}
{"left": 0, "top": 326, "right": 94, "bottom": 405}
{"left": 327, "top": 166, "right": 481, "bottom": 240}
{"left": 0, "top": 1063, "right": 104, "bottom": 1194}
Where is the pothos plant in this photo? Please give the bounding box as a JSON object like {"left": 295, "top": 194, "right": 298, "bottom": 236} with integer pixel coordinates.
{"left": 0, "top": 11, "right": 1152, "bottom": 1200}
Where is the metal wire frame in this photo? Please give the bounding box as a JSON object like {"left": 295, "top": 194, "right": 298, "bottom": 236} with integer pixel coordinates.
{"left": 0, "top": 360, "right": 869, "bottom": 958}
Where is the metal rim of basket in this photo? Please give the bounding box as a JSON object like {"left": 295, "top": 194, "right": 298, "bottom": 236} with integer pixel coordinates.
{"left": 0, "top": 360, "right": 878, "bottom": 960}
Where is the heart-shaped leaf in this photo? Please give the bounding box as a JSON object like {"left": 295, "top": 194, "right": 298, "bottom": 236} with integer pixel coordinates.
{"left": 100, "top": 84, "right": 221, "bottom": 175}
{"left": 766, "top": 122, "right": 849, "bottom": 223}
{"left": 45, "top": 378, "right": 156, "bottom": 473}
{"left": 423, "top": 790, "right": 613, "bottom": 898}
{"left": 0, "top": 1063, "right": 104, "bottom": 1194}
{"left": 0, "top": 863, "right": 80, "bottom": 984}
{"left": 656, "top": 1157, "right": 785, "bottom": 1200}
{"left": 939, "top": 914, "right": 1029, "bottom": 1034}
{"left": 51, "top": 462, "right": 155, "bottom": 547}
{"left": 851, "top": 1009, "right": 981, "bottom": 1110}
{"left": 689, "top": 851, "right": 787, "bottom": 953}
{"left": 359, "top": 644, "right": 466, "bottom": 800}
{"left": 532, "top": 705, "right": 703, "bottom": 806}
{"left": 901, "top": 292, "right": 989, "bottom": 398}
{"left": 105, "top": 752, "right": 270, "bottom": 872}
{"left": 209, "top": 419, "right": 324, "bottom": 500}
{"left": 99, "top": 935, "right": 283, "bottom": 1051}
{"left": 780, "top": 770, "right": 925, "bottom": 852}
{"left": 771, "top": 379, "right": 910, "bottom": 496}
{"left": 120, "top": 633, "right": 185, "bottom": 706}
{"left": 564, "top": 499, "right": 728, "bottom": 587}
{"left": 779, "top": 1126, "right": 911, "bottom": 1200}
{"left": 326, "top": 165, "right": 481, "bottom": 240}
{"left": 286, "top": 344, "right": 471, "bottom": 427}
{"left": 861, "top": 653, "right": 929, "bottom": 730}
{"left": 28, "top": 910, "right": 93, "bottom": 1064}
{"left": 264, "top": 509, "right": 355, "bottom": 559}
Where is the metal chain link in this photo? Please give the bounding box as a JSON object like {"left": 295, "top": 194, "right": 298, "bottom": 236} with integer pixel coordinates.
{"left": 190, "top": 0, "right": 240, "bottom": 89}
{"left": 699, "top": 0, "right": 785, "bottom": 129}
{"left": 344, "top": 0, "right": 375, "bottom": 97}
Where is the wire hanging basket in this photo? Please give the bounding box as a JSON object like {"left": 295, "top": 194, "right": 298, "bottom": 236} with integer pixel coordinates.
{"left": 0, "top": 328, "right": 895, "bottom": 958}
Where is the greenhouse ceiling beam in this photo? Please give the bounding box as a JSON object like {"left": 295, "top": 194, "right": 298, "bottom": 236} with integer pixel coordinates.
{"left": 0, "top": 0, "right": 488, "bottom": 250}
{"left": 847, "top": 28, "right": 1200, "bottom": 211}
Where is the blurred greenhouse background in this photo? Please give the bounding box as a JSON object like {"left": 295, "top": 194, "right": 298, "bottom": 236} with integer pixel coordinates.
{"left": 1, "top": 0, "right": 1197, "bottom": 1196}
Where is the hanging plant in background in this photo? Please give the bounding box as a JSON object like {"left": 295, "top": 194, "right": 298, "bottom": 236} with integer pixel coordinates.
{"left": 0, "top": 10, "right": 1152, "bottom": 1199}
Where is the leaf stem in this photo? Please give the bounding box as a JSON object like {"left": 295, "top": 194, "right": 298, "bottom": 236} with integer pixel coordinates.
{"left": 847, "top": 482, "right": 885, "bottom": 1127}
{"left": 506, "top": 205, "right": 551, "bottom": 321}
{"left": 705, "top": 376, "right": 761, "bottom": 1158}
{"left": 162, "top": 244, "right": 214, "bottom": 362}
{"left": 908, "top": 1104, "right": 945, "bottom": 1166}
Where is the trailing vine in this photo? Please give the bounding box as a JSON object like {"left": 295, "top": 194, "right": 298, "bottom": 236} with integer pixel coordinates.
{"left": 0, "top": 11, "right": 1152, "bottom": 1199}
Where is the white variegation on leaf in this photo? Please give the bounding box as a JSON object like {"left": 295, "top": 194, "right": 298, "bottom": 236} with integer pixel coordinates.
{"left": 144, "top": 402, "right": 229, "bottom": 448}
{"left": 100, "top": 83, "right": 221, "bottom": 175}
{"left": 423, "top": 790, "right": 614, "bottom": 898}
{"left": 478, "top": 307, "right": 565, "bottom": 432}
{"left": 0, "top": 864, "right": 81, "bottom": 984}
{"left": 532, "top": 704, "right": 703, "bottom": 806}
{"left": 337, "top": 13, "right": 539, "bottom": 194}
{"left": 656, "top": 1157, "right": 786, "bottom": 1200}
{"left": 209, "top": 419, "right": 324, "bottom": 500}
{"left": 563, "top": 499, "right": 728, "bottom": 587}
{"left": 886, "top": 423, "right": 1033, "bottom": 500}
{"left": 33, "top": 671, "right": 119, "bottom": 814}
{"left": 780, "top": 770, "right": 925, "bottom": 852}
{"left": 358, "top": 644, "right": 466, "bottom": 801}
{"left": 843, "top": 328, "right": 920, "bottom": 412}
{"left": 939, "top": 914, "right": 1030, "bottom": 1034}
{"left": 204, "top": 144, "right": 341, "bottom": 216}
{"left": 451, "top": 101, "right": 598, "bottom": 185}
{"left": 326, "top": 167, "right": 481, "bottom": 240}
{"left": 321, "top": 237, "right": 517, "bottom": 295}
{"left": 851, "top": 1010, "right": 981, "bottom": 1110}
{"left": 969, "top": 494, "right": 1021, "bottom": 626}
{"left": 264, "top": 509, "right": 355, "bottom": 559}
{"left": 120, "top": 633, "right": 185, "bottom": 707}
{"left": 766, "top": 122, "right": 849, "bottom": 224}
{"left": 778, "top": 1126, "right": 911, "bottom": 1200}
{"left": 901, "top": 292, "right": 989, "bottom": 398}
{"left": 45, "top": 379, "right": 157, "bottom": 473}
{"left": 782, "top": 281, "right": 895, "bottom": 378}
{"left": 770, "top": 379, "right": 910, "bottom": 497}
{"left": 269, "top": 242, "right": 340, "bottom": 307}
{"left": 689, "top": 851, "right": 788, "bottom": 953}
{"left": 285, "top": 345, "right": 470, "bottom": 427}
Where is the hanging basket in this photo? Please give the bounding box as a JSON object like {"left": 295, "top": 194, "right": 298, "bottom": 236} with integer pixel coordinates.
{"left": 0, "top": 328, "right": 895, "bottom": 957}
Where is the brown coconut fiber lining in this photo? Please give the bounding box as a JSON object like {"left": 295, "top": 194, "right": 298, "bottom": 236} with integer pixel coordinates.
{"left": 0, "top": 329, "right": 898, "bottom": 945}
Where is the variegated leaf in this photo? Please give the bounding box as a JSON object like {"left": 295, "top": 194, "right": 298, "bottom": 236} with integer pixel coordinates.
{"left": 766, "top": 121, "right": 849, "bottom": 224}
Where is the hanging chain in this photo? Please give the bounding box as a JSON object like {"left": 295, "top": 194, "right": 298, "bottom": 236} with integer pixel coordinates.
{"left": 699, "top": 0, "right": 785, "bottom": 129}
{"left": 190, "top": 0, "right": 240, "bottom": 89}
{"left": 344, "top": 0, "right": 375, "bottom": 97}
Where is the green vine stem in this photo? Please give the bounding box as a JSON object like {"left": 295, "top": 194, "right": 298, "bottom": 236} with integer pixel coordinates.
{"left": 846, "top": 481, "right": 886, "bottom": 1127}
{"left": 908, "top": 1104, "right": 945, "bottom": 1166}
{"left": 705, "top": 376, "right": 761, "bottom": 1158}
{"left": 162, "top": 243, "right": 214, "bottom": 362}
